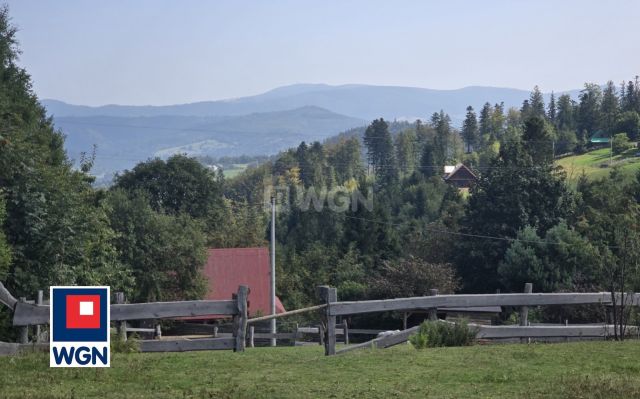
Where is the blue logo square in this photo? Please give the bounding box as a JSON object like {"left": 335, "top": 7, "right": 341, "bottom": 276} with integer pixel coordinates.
{"left": 51, "top": 287, "right": 109, "bottom": 342}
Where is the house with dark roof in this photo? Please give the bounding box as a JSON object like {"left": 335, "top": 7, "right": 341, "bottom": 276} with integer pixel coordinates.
{"left": 443, "top": 163, "right": 477, "bottom": 188}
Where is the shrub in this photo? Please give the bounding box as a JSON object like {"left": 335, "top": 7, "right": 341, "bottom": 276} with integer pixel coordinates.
{"left": 409, "top": 320, "right": 476, "bottom": 349}
{"left": 612, "top": 133, "right": 634, "bottom": 155}
{"left": 111, "top": 333, "right": 140, "bottom": 353}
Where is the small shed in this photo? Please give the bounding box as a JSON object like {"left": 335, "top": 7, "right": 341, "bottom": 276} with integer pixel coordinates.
{"left": 443, "top": 164, "right": 478, "bottom": 188}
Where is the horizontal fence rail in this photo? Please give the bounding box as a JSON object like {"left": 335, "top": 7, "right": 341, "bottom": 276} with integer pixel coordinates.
{"left": 0, "top": 283, "right": 250, "bottom": 354}
{"left": 317, "top": 284, "right": 640, "bottom": 356}
{"left": 11, "top": 299, "right": 239, "bottom": 326}
{"left": 328, "top": 293, "right": 622, "bottom": 316}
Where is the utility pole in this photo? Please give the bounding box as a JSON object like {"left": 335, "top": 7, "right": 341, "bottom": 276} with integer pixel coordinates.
{"left": 270, "top": 196, "right": 277, "bottom": 347}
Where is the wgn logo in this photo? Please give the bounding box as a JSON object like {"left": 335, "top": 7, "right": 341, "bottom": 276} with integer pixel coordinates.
{"left": 50, "top": 286, "right": 110, "bottom": 367}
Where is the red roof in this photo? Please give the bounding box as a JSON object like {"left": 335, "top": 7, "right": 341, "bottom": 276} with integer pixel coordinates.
{"left": 202, "top": 247, "right": 285, "bottom": 317}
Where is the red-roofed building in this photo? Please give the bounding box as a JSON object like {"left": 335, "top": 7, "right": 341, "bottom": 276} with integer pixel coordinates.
{"left": 202, "top": 247, "right": 285, "bottom": 317}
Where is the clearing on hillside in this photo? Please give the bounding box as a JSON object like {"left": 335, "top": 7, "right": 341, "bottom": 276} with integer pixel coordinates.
{"left": 556, "top": 146, "right": 640, "bottom": 182}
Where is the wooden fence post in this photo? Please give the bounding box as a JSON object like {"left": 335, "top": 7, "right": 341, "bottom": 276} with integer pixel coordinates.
{"left": 35, "top": 290, "right": 43, "bottom": 343}
{"left": 18, "top": 297, "right": 28, "bottom": 344}
{"left": 233, "top": 285, "right": 249, "bottom": 352}
{"left": 317, "top": 286, "right": 337, "bottom": 355}
{"left": 343, "top": 319, "right": 349, "bottom": 345}
{"left": 249, "top": 326, "right": 255, "bottom": 348}
{"left": 154, "top": 324, "right": 162, "bottom": 339}
{"left": 428, "top": 289, "right": 439, "bottom": 321}
{"left": 318, "top": 324, "right": 324, "bottom": 346}
{"left": 115, "top": 292, "right": 127, "bottom": 341}
{"left": 520, "top": 283, "right": 533, "bottom": 343}
{"left": 292, "top": 323, "right": 299, "bottom": 346}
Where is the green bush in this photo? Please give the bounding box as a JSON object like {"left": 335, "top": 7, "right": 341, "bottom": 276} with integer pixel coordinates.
{"left": 111, "top": 333, "right": 140, "bottom": 353}
{"left": 409, "top": 320, "right": 476, "bottom": 349}
{"left": 612, "top": 133, "right": 634, "bottom": 155}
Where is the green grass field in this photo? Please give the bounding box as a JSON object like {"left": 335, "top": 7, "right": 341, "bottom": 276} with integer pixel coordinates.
{"left": 2, "top": 341, "right": 640, "bottom": 398}
{"left": 222, "top": 163, "right": 250, "bottom": 178}
{"left": 556, "top": 147, "right": 640, "bottom": 182}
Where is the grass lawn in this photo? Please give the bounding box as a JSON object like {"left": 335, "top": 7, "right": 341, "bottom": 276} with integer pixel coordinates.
{"left": 556, "top": 147, "right": 640, "bottom": 182}
{"left": 2, "top": 341, "right": 640, "bottom": 398}
{"left": 223, "top": 164, "right": 250, "bottom": 178}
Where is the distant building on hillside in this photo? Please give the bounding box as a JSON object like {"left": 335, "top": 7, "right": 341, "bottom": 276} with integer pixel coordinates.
{"left": 443, "top": 163, "right": 477, "bottom": 188}
{"left": 198, "top": 247, "right": 286, "bottom": 318}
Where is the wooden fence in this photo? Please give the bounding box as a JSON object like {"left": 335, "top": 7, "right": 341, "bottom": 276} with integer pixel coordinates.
{"left": 316, "top": 284, "right": 638, "bottom": 356}
{"left": 0, "top": 282, "right": 249, "bottom": 354}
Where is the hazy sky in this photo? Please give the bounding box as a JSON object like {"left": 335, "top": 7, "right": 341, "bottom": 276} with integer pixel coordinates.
{"left": 6, "top": 0, "right": 640, "bottom": 106}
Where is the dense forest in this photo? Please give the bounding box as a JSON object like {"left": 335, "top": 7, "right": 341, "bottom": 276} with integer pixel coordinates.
{"left": 1, "top": 6, "right": 640, "bottom": 338}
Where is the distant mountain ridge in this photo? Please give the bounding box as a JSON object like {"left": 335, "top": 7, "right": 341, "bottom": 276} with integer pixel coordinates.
{"left": 44, "top": 83, "right": 585, "bottom": 182}
{"left": 56, "top": 105, "right": 365, "bottom": 179}
{"left": 43, "top": 83, "right": 581, "bottom": 122}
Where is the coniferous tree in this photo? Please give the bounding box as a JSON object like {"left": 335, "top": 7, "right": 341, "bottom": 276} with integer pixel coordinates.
{"left": 490, "top": 103, "right": 506, "bottom": 140}
{"left": 520, "top": 99, "right": 532, "bottom": 120}
{"left": 522, "top": 116, "right": 554, "bottom": 164}
{"left": 548, "top": 91, "right": 557, "bottom": 125}
{"left": 461, "top": 106, "right": 479, "bottom": 153}
{"left": 600, "top": 80, "right": 619, "bottom": 136}
{"left": 479, "top": 102, "right": 493, "bottom": 148}
{"left": 578, "top": 83, "right": 603, "bottom": 139}
{"left": 529, "top": 85, "right": 546, "bottom": 118}
{"left": 556, "top": 94, "right": 576, "bottom": 131}
{"left": 363, "top": 118, "right": 398, "bottom": 185}
{"left": 431, "top": 110, "right": 453, "bottom": 167}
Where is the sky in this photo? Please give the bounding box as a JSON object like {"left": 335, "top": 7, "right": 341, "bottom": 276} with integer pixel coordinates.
{"left": 5, "top": 0, "right": 640, "bottom": 106}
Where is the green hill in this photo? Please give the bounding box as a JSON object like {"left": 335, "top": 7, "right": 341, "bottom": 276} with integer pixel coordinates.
{"left": 556, "top": 146, "right": 640, "bottom": 182}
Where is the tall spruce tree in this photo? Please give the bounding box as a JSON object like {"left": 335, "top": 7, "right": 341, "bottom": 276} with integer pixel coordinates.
{"left": 600, "top": 80, "right": 619, "bottom": 136}
{"left": 363, "top": 118, "right": 398, "bottom": 185}
{"left": 529, "top": 86, "right": 546, "bottom": 118}
{"left": 548, "top": 91, "right": 557, "bottom": 125}
{"left": 461, "top": 106, "right": 479, "bottom": 153}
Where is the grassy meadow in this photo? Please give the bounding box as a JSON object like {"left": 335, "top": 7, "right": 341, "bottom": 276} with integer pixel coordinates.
{"left": 2, "top": 341, "right": 640, "bottom": 398}
{"left": 556, "top": 147, "right": 640, "bottom": 182}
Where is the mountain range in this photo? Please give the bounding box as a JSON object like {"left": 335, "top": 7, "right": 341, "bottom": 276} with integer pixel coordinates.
{"left": 43, "top": 83, "right": 582, "bottom": 179}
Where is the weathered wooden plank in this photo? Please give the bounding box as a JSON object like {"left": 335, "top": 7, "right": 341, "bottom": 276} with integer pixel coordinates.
{"left": 13, "top": 298, "right": 238, "bottom": 326}
{"left": 520, "top": 283, "right": 533, "bottom": 343}
{"left": 252, "top": 332, "right": 297, "bottom": 340}
{"left": 474, "top": 325, "right": 615, "bottom": 338}
{"left": 35, "top": 290, "right": 43, "bottom": 343}
{"left": 233, "top": 285, "right": 249, "bottom": 352}
{"left": 0, "top": 341, "right": 19, "bottom": 356}
{"left": 342, "top": 320, "right": 349, "bottom": 345}
{"left": 18, "top": 298, "right": 29, "bottom": 344}
{"left": 297, "top": 327, "right": 383, "bottom": 335}
{"left": 329, "top": 293, "right": 612, "bottom": 316}
{"left": 123, "top": 327, "right": 155, "bottom": 333}
{"left": 317, "top": 285, "right": 337, "bottom": 355}
{"left": 12, "top": 302, "right": 48, "bottom": 326}
{"left": 246, "top": 304, "right": 327, "bottom": 323}
{"left": 111, "top": 300, "right": 237, "bottom": 321}
{"left": 336, "top": 326, "right": 420, "bottom": 355}
{"left": 428, "top": 289, "right": 438, "bottom": 321}
{"left": 374, "top": 326, "right": 420, "bottom": 348}
{"left": 0, "top": 282, "right": 17, "bottom": 309}
{"left": 115, "top": 292, "right": 127, "bottom": 342}
{"left": 139, "top": 338, "right": 235, "bottom": 352}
